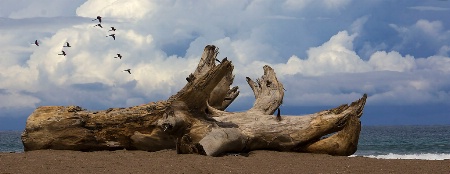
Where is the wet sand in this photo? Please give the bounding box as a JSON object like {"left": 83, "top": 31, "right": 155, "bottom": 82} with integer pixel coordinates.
{"left": 1, "top": 150, "right": 449, "bottom": 174}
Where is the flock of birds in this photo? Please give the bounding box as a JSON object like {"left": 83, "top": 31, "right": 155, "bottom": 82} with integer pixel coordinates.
{"left": 32, "top": 16, "right": 132, "bottom": 74}
{"left": 30, "top": 16, "right": 287, "bottom": 120}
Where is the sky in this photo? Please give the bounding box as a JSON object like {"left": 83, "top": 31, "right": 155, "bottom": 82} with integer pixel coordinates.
{"left": 0, "top": 0, "right": 449, "bottom": 130}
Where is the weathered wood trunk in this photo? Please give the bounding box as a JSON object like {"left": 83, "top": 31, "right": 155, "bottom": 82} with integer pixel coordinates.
{"left": 22, "top": 45, "right": 367, "bottom": 156}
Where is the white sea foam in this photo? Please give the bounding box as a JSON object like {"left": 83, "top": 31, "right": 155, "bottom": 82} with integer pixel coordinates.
{"left": 350, "top": 153, "right": 450, "bottom": 160}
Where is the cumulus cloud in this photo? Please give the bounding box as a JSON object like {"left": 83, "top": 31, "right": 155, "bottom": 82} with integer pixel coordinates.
{"left": 389, "top": 19, "right": 450, "bottom": 57}
{"left": 76, "top": 0, "right": 155, "bottom": 21}
{"left": 368, "top": 51, "right": 416, "bottom": 72}
{"left": 3, "top": 0, "right": 86, "bottom": 19}
{"left": 273, "top": 31, "right": 370, "bottom": 76}
{"left": 0, "top": 91, "right": 40, "bottom": 109}
{"left": 350, "top": 16, "right": 369, "bottom": 34}
{"left": 438, "top": 45, "right": 450, "bottom": 56}
{"left": 266, "top": 27, "right": 450, "bottom": 106}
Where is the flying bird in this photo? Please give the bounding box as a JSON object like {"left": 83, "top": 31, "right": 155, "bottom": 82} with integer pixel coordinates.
{"left": 107, "top": 34, "right": 116, "bottom": 40}
{"left": 124, "top": 69, "right": 131, "bottom": 74}
{"left": 33, "top": 40, "right": 39, "bottom": 46}
{"left": 94, "top": 23, "right": 103, "bottom": 28}
{"left": 92, "top": 16, "right": 102, "bottom": 23}
{"left": 63, "top": 42, "right": 71, "bottom": 47}
{"left": 58, "top": 50, "right": 66, "bottom": 56}
{"left": 114, "top": 54, "right": 122, "bottom": 59}
{"left": 109, "top": 27, "right": 116, "bottom": 32}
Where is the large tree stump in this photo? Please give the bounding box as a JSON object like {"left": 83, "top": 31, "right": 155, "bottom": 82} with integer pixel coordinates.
{"left": 22, "top": 45, "right": 367, "bottom": 156}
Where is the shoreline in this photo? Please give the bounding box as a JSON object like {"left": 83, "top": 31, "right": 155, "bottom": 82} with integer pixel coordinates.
{"left": 1, "top": 150, "right": 449, "bottom": 173}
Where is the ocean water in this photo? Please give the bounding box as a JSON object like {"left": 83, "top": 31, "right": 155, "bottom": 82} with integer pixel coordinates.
{"left": 352, "top": 125, "right": 450, "bottom": 160}
{"left": 1, "top": 125, "right": 449, "bottom": 160}
{"left": 0, "top": 131, "right": 23, "bottom": 153}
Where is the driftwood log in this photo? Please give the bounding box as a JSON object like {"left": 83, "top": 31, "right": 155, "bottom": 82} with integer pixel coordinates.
{"left": 21, "top": 45, "right": 367, "bottom": 156}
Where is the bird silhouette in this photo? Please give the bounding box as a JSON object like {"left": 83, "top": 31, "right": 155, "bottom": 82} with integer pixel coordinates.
{"left": 58, "top": 50, "right": 66, "bottom": 56}
{"left": 33, "top": 40, "right": 39, "bottom": 46}
{"left": 124, "top": 69, "right": 131, "bottom": 74}
{"left": 109, "top": 27, "right": 116, "bottom": 32}
{"left": 107, "top": 34, "right": 115, "bottom": 40}
{"left": 114, "top": 54, "right": 122, "bottom": 59}
{"left": 92, "top": 16, "right": 102, "bottom": 23}
{"left": 63, "top": 42, "right": 71, "bottom": 47}
{"left": 94, "top": 23, "right": 103, "bottom": 28}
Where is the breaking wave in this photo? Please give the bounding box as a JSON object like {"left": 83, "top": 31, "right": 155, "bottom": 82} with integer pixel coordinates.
{"left": 350, "top": 153, "right": 450, "bottom": 160}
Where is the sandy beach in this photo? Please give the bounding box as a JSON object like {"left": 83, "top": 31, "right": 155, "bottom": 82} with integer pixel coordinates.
{"left": 0, "top": 150, "right": 448, "bottom": 174}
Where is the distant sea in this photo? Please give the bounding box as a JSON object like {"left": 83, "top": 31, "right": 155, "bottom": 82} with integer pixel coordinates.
{"left": 1, "top": 125, "right": 450, "bottom": 160}
{"left": 352, "top": 125, "right": 450, "bottom": 160}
